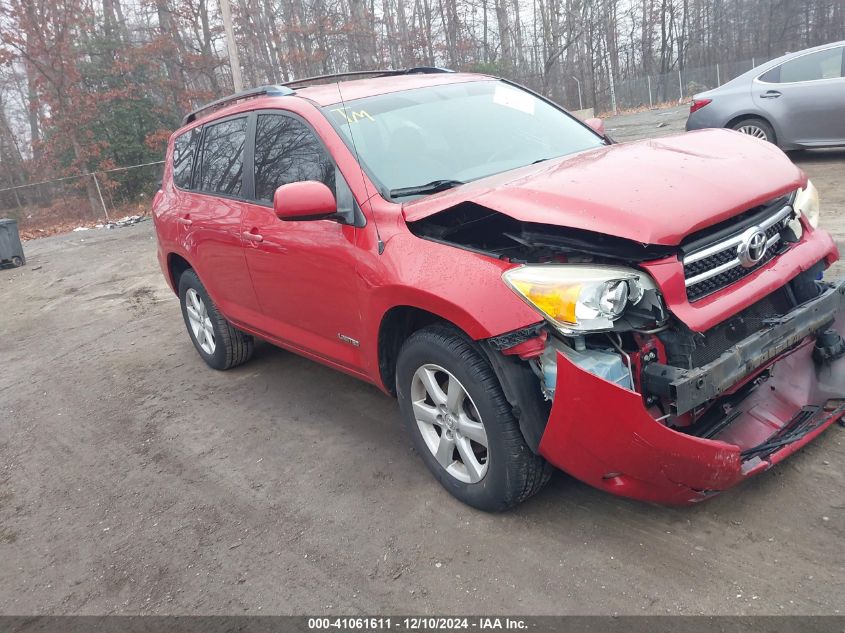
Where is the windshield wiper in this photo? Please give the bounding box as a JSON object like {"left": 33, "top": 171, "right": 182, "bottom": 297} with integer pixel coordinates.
{"left": 389, "top": 179, "right": 465, "bottom": 199}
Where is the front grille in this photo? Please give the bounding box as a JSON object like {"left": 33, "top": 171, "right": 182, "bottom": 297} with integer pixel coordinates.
{"left": 683, "top": 201, "right": 796, "bottom": 302}
{"left": 659, "top": 265, "right": 826, "bottom": 370}
{"left": 658, "top": 286, "right": 796, "bottom": 369}
{"left": 689, "top": 288, "right": 793, "bottom": 367}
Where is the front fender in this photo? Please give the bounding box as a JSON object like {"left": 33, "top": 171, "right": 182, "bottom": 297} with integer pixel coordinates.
{"left": 359, "top": 233, "right": 543, "bottom": 386}
{"left": 369, "top": 233, "right": 541, "bottom": 335}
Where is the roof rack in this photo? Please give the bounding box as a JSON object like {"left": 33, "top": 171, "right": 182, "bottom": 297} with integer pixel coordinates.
{"left": 182, "top": 84, "right": 295, "bottom": 125}
{"left": 181, "top": 68, "right": 454, "bottom": 125}
{"left": 281, "top": 66, "right": 454, "bottom": 88}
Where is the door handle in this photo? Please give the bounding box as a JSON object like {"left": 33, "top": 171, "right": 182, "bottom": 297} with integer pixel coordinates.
{"left": 242, "top": 230, "right": 264, "bottom": 243}
{"left": 761, "top": 90, "right": 782, "bottom": 99}
{"left": 176, "top": 216, "right": 193, "bottom": 225}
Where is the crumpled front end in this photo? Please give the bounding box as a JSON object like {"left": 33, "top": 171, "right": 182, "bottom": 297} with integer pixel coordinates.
{"left": 537, "top": 280, "right": 845, "bottom": 505}
{"left": 421, "top": 176, "right": 844, "bottom": 505}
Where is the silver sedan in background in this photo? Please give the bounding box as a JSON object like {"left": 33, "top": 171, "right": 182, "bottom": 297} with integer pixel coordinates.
{"left": 686, "top": 40, "right": 845, "bottom": 150}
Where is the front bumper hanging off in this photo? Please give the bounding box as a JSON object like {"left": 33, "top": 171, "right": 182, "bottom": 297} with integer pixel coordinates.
{"left": 643, "top": 281, "right": 845, "bottom": 415}
{"left": 537, "top": 280, "right": 845, "bottom": 505}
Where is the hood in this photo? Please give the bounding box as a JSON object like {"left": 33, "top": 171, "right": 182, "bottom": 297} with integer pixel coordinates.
{"left": 402, "top": 129, "right": 805, "bottom": 246}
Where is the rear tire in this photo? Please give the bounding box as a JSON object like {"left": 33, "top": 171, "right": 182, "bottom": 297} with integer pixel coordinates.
{"left": 178, "top": 269, "right": 254, "bottom": 370}
{"left": 11, "top": 256, "right": 23, "bottom": 268}
{"left": 731, "top": 117, "right": 776, "bottom": 145}
{"left": 396, "top": 325, "right": 551, "bottom": 511}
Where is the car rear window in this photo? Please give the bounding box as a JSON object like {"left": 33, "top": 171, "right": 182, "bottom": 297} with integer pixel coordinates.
{"left": 196, "top": 117, "right": 247, "bottom": 196}
{"left": 172, "top": 127, "right": 201, "bottom": 189}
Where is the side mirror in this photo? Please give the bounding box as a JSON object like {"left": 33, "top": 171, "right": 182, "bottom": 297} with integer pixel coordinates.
{"left": 273, "top": 181, "right": 337, "bottom": 221}
{"left": 585, "top": 117, "right": 606, "bottom": 137}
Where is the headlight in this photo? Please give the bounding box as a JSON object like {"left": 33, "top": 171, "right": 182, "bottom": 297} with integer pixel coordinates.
{"left": 502, "top": 265, "right": 657, "bottom": 332}
{"left": 794, "top": 180, "right": 819, "bottom": 228}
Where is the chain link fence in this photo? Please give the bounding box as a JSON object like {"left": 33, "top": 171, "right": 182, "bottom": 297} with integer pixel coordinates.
{"left": 0, "top": 161, "right": 164, "bottom": 239}
{"left": 582, "top": 57, "right": 764, "bottom": 114}
{"left": 0, "top": 56, "right": 772, "bottom": 238}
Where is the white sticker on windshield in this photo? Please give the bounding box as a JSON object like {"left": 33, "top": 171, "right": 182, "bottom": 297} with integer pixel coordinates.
{"left": 493, "top": 85, "right": 535, "bottom": 115}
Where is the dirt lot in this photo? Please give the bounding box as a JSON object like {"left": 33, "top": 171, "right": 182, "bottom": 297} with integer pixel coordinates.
{"left": 1, "top": 106, "right": 844, "bottom": 616}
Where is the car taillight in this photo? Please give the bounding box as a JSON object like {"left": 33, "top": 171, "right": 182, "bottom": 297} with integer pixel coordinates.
{"left": 690, "top": 98, "right": 712, "bottom": 114}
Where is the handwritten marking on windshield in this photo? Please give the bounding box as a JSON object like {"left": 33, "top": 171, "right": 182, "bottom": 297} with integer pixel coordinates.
{"left": 330, "top": 108, "right": 375, "bottom": 124}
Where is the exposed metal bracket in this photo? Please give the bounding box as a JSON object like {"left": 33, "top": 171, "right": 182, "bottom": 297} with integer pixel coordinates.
{"left": 643, "top": 281, "right": 845, "bottom": 415}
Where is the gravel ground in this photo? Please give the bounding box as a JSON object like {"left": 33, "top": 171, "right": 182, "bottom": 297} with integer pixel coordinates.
{"left": 1, "top": 106, "right": 844, "bottom": 616}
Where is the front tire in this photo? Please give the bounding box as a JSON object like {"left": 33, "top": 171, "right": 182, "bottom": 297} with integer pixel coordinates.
{"left": 396, "top": 325, "right": 551, "bottom": 511}
{"left": 178, "top": 269, "right": 254, "bottom": 370}
{"left": 731, "top": 117, "right": 776, "bottom": 144}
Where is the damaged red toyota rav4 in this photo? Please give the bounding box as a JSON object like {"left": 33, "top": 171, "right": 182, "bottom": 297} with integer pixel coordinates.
{"left": 153, "top": 69, "right": 845, "bottom": 510}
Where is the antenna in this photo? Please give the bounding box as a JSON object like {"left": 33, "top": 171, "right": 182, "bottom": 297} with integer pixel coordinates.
{"left": 335, "top": 81, "right": 385, "bottom": 255}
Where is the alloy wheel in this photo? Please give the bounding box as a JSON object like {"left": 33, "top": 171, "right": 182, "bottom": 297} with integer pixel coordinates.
{"left": 736, "top": 124, "right": 768, "bottom": 140}
{"left": 185, "top": 288, "right": 216, "bottom": 355}
{"left": 410, "top": 364, "right": 489, "bottom": 484}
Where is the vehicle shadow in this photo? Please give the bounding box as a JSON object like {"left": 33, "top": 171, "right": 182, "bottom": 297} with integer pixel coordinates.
{"left": 789, "top": 148, "right": 845, "bottom": 164}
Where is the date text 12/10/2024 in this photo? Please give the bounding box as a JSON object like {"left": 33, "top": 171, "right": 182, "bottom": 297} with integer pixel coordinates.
{"left": 307, "top": 617, "right": 528, "bottom": 630}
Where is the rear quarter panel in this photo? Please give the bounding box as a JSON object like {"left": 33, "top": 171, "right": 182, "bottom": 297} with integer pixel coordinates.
{"left": 152, "top": 136, "right": 183, "bottom": 293}
{"left": 687, "top": 82, "right": 756, "bottom": 130}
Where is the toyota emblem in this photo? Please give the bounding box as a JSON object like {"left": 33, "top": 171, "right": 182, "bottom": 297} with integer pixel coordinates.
{"left": 737, "top": 227, "right": 768, "bottom": 268}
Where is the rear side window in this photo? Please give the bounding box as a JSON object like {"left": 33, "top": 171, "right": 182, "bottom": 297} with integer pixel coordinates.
{"left": 253, "top": 113, "right": 336, "bottom": 202}
{"left": 761, "top": 47, "right": 844, "bottom": 83}
{"left": 172, "top": 128, "right": 201, "bottom": 189}
{"left": 197, "top": 117, "right": 247, "bottom": 195}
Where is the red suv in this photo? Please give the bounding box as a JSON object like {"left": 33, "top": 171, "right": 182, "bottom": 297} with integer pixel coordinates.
{"left": 153, "top": 69, "right": 845, "bottom": 510}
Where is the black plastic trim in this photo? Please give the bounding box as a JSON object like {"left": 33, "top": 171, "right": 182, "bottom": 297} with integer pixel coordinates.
{"left": 182, "top": 85, "right": 295, "bottom": 125}
{"left": 281, "top": 67, "right": 454, "bottom": 89}
{"left": 478, "top": 340, "right": 550, "bottom": 454}
{"left": 644, "top": 280, "right": 845, "bottom": 415}
{"left": 740, "top": 405, "right": 831, "bottom": 461}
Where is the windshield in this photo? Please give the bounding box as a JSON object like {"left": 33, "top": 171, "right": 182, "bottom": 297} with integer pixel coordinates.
{"left": 323, "top": 80, "right": 605, "bottom": 199}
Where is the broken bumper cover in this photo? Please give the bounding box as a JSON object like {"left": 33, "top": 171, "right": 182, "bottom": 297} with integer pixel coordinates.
{"left": 537, "top": 282, "right": 845, "bottom": 505}
{"left": 644, "top": 281, "right": 845, "bottom": 415}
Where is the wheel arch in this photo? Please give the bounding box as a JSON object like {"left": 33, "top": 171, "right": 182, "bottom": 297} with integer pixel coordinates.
{"left": 375, "top": 303, "right": 550, "bottom": 454}
{"left": 725, "top": 112, "right": 779, "bottom": 145}
{"left": 166, "top": 252, "right": 193, "bottom": 294}
{"left": 377, "top": 305, "right": 464, "bottom": 396}
{"left": 370, "top": 277, "right": 542, "bottom": 393}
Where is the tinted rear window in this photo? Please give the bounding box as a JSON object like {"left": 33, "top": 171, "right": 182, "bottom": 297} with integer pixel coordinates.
{"left": 172, "top": 128, "right": 201, "bottom": 189}
{"left": 197, "top": 117, "right": 247, "bottom": 195}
